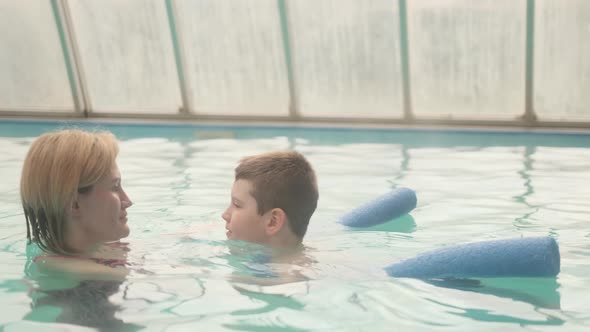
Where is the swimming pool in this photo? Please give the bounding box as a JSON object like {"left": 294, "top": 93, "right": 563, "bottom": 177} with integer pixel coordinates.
{"left": 1, "top": 120, "right": 589, "bottom": 331}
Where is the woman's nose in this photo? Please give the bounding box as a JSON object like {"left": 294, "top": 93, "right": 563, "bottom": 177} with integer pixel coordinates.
{"left": 121, "top": 189, "right": 133, "bottom": 208}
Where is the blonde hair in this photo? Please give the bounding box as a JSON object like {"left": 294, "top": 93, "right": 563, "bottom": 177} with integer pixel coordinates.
{"left": 20, "top": 129, "right": 119, "bottom": 254}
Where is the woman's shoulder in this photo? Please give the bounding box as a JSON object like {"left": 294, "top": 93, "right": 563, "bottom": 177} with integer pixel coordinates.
{"left": 33, "top": 254, "right": 129, "bottom": 281}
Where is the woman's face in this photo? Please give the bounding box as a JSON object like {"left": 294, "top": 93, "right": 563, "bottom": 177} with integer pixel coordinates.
{"left": 76, "top": 163, "right": 133, "bottom": 245}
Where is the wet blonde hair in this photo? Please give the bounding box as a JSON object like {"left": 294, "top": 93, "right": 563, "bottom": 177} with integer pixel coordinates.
{"left": 20, "top": 129, "right": 119, "bottom": 254}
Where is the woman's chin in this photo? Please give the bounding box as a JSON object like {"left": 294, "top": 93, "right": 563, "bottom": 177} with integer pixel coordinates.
{"left": 118, "top": 225, "right": 130, "bottom": 239}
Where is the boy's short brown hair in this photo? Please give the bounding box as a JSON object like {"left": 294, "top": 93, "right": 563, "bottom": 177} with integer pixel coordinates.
{"left": 235, "top": 150, "right": 318, "bottom": 239}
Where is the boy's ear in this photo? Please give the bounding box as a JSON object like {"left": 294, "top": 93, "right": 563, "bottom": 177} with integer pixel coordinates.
{"left": 265, "top": 208, "right": 287, "bottom": 236}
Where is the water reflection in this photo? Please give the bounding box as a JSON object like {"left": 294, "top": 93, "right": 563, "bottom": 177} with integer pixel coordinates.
{"left": 427, "top": 277, "right": 561, "bottom": 310}
{"left": 25, "top": 278, "right": 143, "bottom": 331}
{"left": 347, "top": 214, "right": 417, "bottom": 233}
{"left": 22, "top": 244, "right": 143, "bottom": 331}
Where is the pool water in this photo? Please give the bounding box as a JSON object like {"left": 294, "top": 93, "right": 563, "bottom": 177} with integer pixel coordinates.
{"left": 0, "top": 120, "right": 589, "bottom": 331}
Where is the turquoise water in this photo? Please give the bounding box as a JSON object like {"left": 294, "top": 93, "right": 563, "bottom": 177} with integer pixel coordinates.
{"left": 1, "top": 120, "right": 589, "bottom": 331}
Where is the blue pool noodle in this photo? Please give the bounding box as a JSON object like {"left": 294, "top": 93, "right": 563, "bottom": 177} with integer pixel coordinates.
{"left": 339, "top": 187, "right": 417, "bottom": 227}
{"left": 385, "top": 236, "right": 560, "bottom": 279}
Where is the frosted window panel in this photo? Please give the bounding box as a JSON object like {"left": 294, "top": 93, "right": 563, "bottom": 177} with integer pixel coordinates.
{"left": 176, "top": 0, "right": 289, "bottom": 116}
{"left": 535, "top": 0, "right": 590, "bottom": 121}
{"left": 68, "top": 0, "right": 181, "bottom": 113}
{"left": 0, "top": 1, "right": 74, "bottom": 111}
{"left": 408, "top": 0, "right": 525, "bottom": 119}
{"left": 289, "top": 0, "right": 403, "bottom": 118}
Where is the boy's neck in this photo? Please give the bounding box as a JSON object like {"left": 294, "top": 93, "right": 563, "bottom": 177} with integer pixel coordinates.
{"left": 267, "top": 241, "right": 305, "bottom": 259}
{"left": 267, "top": 231, "right": 302, "bottom": 250}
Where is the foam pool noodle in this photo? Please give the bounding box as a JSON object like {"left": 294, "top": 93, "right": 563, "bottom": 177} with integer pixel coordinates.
{"left": 384, "top": 236, "right": 560, "bottom": 279}
{"left": 339, "top": 187, "right": 417, "bottom": 228}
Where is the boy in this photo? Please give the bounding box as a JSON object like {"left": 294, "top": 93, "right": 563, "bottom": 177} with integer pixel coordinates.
{"left": 222, "top": 150, "right": 318, "bottom": 250}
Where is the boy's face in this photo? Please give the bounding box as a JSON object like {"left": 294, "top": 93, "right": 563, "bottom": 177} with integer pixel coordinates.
{"left": 222, "top": 179, "right": 269, "bottom": 244}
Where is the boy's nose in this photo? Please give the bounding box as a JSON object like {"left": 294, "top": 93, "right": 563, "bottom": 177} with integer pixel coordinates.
{"left": 221, "top": 209, "right": 230, "bottom": 222}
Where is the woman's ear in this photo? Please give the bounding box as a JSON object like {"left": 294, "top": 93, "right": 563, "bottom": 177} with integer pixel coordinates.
{"left": 265, "top": 208, "right": 287, "bottom": 236}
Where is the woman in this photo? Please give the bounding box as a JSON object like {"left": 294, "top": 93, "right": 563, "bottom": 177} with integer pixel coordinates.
{"left": 21, "top": 129, "right": 133, "bottom": 279}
